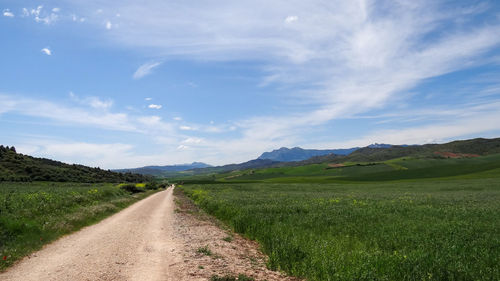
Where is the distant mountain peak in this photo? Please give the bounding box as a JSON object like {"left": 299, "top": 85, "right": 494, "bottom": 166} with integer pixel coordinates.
{"left": 367, "top": 143, "right": 393, "bottom": 149}
{"left": 258, "top": 146, "right": 359, "bottom": 162}
{"left": 114, "top": 162, "right": 212, "bottom": 176}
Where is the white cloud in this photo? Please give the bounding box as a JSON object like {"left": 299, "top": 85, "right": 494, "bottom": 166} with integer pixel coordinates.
{"left": 17, "top": 141, "right": 136, "bottom": 169}
{"left": 182, "top": 137, "right": 203, "bottom": 144}
{"left": 52, "top": 8, "right": 60, "bottom": 13}
{"left": 284, "top": 15, "right": 298, "bottom": 23}
{"left": 0, "top": 93, "right": 179, "bottom": 140}
{"left": 22, "top": 8, "right": 29, "bottom": 17}
{"left": 31, "top": 6, "right": 43, "bottom": 17}
{"left": 179, "top": 125, "right": 193, "bottom": 131}
{"left": 3, "top": 9, "right": 14, "bottom": 17}
{"left": 41, "top": 48, "right": 52, "bottom": 56}
{"left": 177, "top": 145, "right": 189, "bottom": 150}
{"left": 0, "top": 94, "right": 135, "bottom": 132}
{"left": 105, "top": 20, "right": 112, "bottom": 29}
{"left": 31, "top": 6, "right": 58, "bottom": 25}
{"left": 138, "top": 115, "right": 161, "bottom": 125}
{"left": 145, "top": 97, "right": 152, "bottom": 101}
{"left": 69, "top": 92, "right": 113, "bottom": 109}
{"left": 42, "top": 142, "right": 132, "bottom": 161}
{"left": 68, "top": 1, "right": 500, "bottom": 128}
{"left": 133, "top": 61, "right": 162, "bottom": 79}
{"left": 173, "top": 116, "right": 182, "bottom": 121}
{"left": 148, "top": 104, "right": 162, "bottom": 109}
{"left": 88, "top": 97, "right": 113, "bottom": 109}
{"left": 316, "top": 110, "right": 500, "bottom": 150}
{"left": 6, "top": 1, "right": 500, "bottom": 166}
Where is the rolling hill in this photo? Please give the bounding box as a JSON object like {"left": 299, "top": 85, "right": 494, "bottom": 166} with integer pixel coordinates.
{"left": 115, "top": 162, "right": 212, "bottom": 176}
{"left": 172, "top": 137, "right": 500, "bottom": 182}
{"left": 0, "top": 145, "right": 151, "bottom": 183}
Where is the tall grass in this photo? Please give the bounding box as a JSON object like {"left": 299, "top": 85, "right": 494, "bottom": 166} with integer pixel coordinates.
{"left": 181, "top": 178, "right": 500, "bottom": 280}
{"left": 0, "top": 182, "right": 159, "bottom": 270}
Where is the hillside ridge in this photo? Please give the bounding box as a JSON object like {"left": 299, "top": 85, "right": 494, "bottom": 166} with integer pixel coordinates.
{"left": 0, "top": 145, "right": 150, "bottom": 182}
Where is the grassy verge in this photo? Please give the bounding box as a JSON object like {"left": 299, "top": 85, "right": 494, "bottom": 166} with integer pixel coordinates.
{"left": 0, "top": 182, "right": 162, "bottom": 271}
{"left": 180, "top": 178, "right": 500, "bottom": 280}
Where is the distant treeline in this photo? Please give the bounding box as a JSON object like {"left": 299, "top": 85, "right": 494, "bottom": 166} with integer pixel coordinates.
{"left": 0, "top": 145, "right": 151, "bottom": 183}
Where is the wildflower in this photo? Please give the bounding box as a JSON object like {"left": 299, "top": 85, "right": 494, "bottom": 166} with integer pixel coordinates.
{"left": 3, "top": 256, "right": 6, "bottom": 260}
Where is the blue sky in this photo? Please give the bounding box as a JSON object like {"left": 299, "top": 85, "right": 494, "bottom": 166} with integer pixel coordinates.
{"left": 1, "top": 0, "right": 500, "bottom": 168}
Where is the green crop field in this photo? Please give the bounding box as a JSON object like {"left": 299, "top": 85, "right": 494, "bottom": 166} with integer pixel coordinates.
{"left": 215, "top": 154, "right": 500, "bottom": 183}
{"left": 0, "top": 182, "right": 161, "bottom": 270}
{"left": 181, "top": 174, "right": 500, "bottom": 280}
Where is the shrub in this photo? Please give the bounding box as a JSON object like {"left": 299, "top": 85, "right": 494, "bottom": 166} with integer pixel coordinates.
{"left": 145, "top": 182, "right": 159, "bottom": 190}
{"left": 119, "top": 183, "right": 145, "bottom": 193}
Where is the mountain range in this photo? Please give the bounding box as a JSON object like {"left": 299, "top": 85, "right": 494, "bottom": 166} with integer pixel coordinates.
{"left": 2, "top": 138, "right": 499, "bottom": 181}
{"left": 114, "top": 162, "right": 212, "bottom": 176}
{"left": 169, "top": 138, "right": 500, "bottom": 178}
{"left": 257, "top": 143, "right": 392, "bottom": 162}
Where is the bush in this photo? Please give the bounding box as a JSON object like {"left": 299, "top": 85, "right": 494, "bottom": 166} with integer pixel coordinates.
{"left": 145, "top": 182, "right": 159, "bottom": 190}
{"left": 119, "top": 183, "right": 145, "bottom": 193}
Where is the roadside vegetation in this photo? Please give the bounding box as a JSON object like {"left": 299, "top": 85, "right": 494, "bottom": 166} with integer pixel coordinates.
{"left": 0, "top": 181, "right": 166, "bottom": 270}
{"left": 180, "top": 166, "right": 500, "bottom": 280}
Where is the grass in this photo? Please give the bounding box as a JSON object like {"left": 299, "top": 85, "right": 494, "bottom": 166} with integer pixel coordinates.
{"left": 181, "top": 175, "right": 500, "bottom": 281}
{"left": 197, "top": 245, "right": 213, "bottom": 256}
{"left": 0, "top": 181, "right": 161, "bottom": 271}
{"left": 223, "top": 235, "right": 233, "bottom": 242}
{"left": 210, "top": 274, "right": 255, "bottom": 281}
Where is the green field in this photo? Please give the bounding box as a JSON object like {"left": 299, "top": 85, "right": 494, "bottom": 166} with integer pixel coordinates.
{"left": 181, "top": 162, "right": 500, "bottom": 280}
{"left": 0, "top": 182, "right": 161, "bottom": 270}
{"left": 213, "top": 154, "right": 500, "bottom": 183}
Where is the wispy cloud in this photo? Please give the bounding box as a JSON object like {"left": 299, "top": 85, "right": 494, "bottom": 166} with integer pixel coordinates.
{"left": 179, "top": 125, "right": 194, "bottom": 131}
{"left": 6, "top": 1, "right": 500, "bottom": 166}
{"left": 133, "top": 61, "right": 162, "bottom": 79}
{"left": 3, "top": 9, "right": 14, "bottom": 17}
{"left": 315, "top": 110, "right": 500, "bottom": 150}
{"left": 40, "top": 48, "right": 52, "bottom": 56}
{"left": 148, "top": 104, "right": 162, "bottom": 109}
{"left": 105, "top": 20, "right": 112, "bottom": 30}
{"left": 70, "top": 1, "right": 500, "bottom": 128}
{"left": 0, "top": 94, "right": 134, "bottom": 131}
{"left": 69, "top": 92, "right": 113, "bottom": 109}
{"left": 284, "top": 15, "right": 298, "bottom": 23}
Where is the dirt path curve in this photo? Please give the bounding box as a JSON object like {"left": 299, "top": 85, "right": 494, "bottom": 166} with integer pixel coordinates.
{"left": 1, "top": 187, "right": 183, "bottom": 281}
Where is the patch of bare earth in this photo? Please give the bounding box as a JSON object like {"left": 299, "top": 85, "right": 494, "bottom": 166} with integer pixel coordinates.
{"left": 172, "top": 188, "right": 301, "bottom": 281}
{"left": 434, "top": 151, "right": 480, "bottom": 158}
{"left": 327, "top": 163, "right": 345, "bottom": 168}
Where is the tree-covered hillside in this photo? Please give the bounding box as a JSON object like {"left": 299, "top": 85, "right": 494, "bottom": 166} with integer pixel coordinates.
{"left": 299, "top": 137, "right": 500, "bottom": 164}
{"left": 0, "top": 146, "right": 151, "bottom": 183}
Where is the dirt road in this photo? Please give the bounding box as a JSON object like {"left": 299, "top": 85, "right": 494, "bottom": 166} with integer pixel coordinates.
{"left": 1, "top": 187, "right": 183, "bottom": 281}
